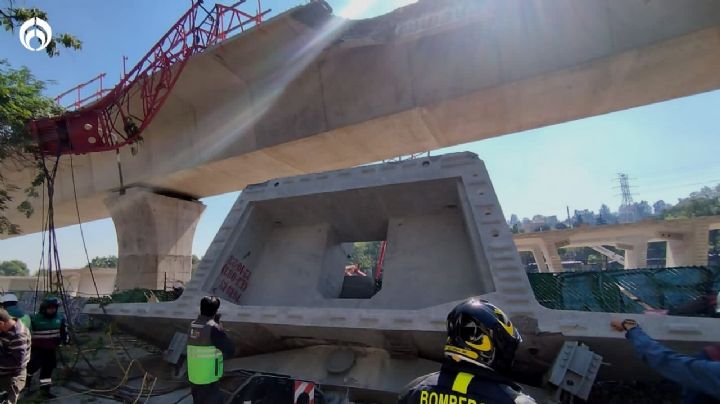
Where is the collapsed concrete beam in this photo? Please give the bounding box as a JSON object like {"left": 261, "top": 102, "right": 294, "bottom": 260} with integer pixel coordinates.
{"left": 87, "top": 153, "right": 720, "bottom": 389}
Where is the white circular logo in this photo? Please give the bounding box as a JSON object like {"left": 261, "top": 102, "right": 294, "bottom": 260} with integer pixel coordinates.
{"left": 18, "top": 17, "right": 53, "bottom": 52}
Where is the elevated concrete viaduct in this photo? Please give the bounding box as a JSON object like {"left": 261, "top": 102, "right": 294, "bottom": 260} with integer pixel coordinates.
{"left": 514, "top": 216, "right": 720, "bottom": 271}
{"left": 5, "top": 0, "right": 720, "bottom": 288}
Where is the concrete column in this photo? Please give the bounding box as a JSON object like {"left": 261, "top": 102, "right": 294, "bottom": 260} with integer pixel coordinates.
{"left": 664, "top": 225, "right": 709, "bottom": 267}
{"left": 666, "top": 239, "right": 691, "bottom": 267}
{"left": 105, "top": 189, "right": 206, "bottom": 291}
{"left": 531, "top": 246, "right": 549, "bottom": 273}
{"left": 541, "top": 241, "right": 563, "bottom": 273}
{"left": 623, "top": 238, "right": 648, "bottom": 269}
{"left": 689, "top": 224, "right": 710, "bottom": 267}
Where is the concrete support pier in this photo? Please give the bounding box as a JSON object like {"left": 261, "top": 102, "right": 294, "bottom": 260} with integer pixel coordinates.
{"left": 541, "top": 242, "right": 564, "bottom": 273}
{"left": 531, "top": 246, "right": 549, "bottom": 272}
{"left": 105, "top": 189, "right": 205, "bottom": 290}
{"left": 623, "top": 238, "right": 648, "bottom": 270}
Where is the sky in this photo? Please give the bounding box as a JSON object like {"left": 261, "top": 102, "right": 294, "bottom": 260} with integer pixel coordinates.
{"left": 1, "top": 0, "right": 719, "bottom": 271}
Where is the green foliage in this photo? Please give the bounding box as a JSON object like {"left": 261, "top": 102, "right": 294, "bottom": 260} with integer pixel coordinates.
{"left": 0, "top": 259, "right": 29, "bottom": 276}
{"left": 0, "top": 60, "right": 61, "bottom": 234}
{"left": 662, "top": 196, "right": 720, "bottom": 219}
{"left": 0, "top": 4, "right": 82, "bottom": 234}
{"left": 87, "top": 256, "right": 118, "bottom": 268}
{"left": 349, "top": 241, "right": 383, "bottom": 273}
{"left": 87, "top": 288, "right": 176, "bottom": 307}
{"left": 0, "top": 6, "right": 82, "bottom": 57}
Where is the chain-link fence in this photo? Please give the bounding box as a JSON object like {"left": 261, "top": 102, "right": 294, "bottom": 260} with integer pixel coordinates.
{"left": 528, "top": 266, "right": 720, "bottom": 315}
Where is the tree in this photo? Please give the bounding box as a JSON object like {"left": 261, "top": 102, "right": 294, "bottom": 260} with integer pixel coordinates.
{"left": 598, "top": 204, "right": 616, "bottom": 224}
{"left": 350, "top": 241, "right": 382, "bottom": 273}
{"left": 0, "top": 61, "right": 61, "bottom": 234}
{"left": 663, "top": 197, "right": 720, "bottom": 219}
{"left": 573, "top": 213, "right": 584, "bottom": 227}
{"left": 635, "top": 200, "right": 653, "bottom": 219}
{"left": 653, "top": 200, "right": 669, "bottom": 216}
{"left": 1, "top": 5, "right": 81, "bottom": 57}
{"left": 0, "top": 260, "right": 29, "bottom": 276}
{"left": 88, "top": 256, "right": 118, "bottom": 268}
{"left": 0, "top": 6, "right": 81, "bottom": 235}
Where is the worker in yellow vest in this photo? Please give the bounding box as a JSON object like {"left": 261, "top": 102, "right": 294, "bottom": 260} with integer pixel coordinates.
{"left": 187, "top": 296, "right": 235, "bottom": 403}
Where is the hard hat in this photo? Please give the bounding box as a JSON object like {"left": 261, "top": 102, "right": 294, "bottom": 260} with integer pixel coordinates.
{"left": 42, "top": 296, "right": 61, "bottom": 307}
{"left": 444, "top": 298, "right": 522, "bottom": 371}
{"left": 0, "top": 294, "right": 19, "bottom": 304}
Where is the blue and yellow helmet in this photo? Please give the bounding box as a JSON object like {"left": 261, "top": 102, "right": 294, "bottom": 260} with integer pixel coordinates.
{"left": 444, "top": 298, "right": 522, "bottom": 371}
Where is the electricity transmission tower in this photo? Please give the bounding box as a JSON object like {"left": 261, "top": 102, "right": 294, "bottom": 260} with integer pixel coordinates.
{"left": 617, "top": 173, "right": 636, "bottom": 223}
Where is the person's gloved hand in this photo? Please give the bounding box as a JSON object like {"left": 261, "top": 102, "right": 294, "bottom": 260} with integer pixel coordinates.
{"left": 610, "top": 319, "right": 638, "bottom": 332}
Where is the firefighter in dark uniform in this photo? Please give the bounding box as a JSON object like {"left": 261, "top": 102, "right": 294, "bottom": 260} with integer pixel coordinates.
{"left": 187, "top": 296, "right": 235, "bottom": 404}
{"left": 398, "top": 298, "right": 536, "bottom": 404}
{"left": 27, "top": 296, "right": 68, "bottom": 398}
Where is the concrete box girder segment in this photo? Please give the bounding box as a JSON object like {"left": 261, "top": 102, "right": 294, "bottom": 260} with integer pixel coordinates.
{"left": 88, "top": 153, "right": 720, "bottom": 388}
{"left": 6, "top": 0, "right": 720, "bottom": 236}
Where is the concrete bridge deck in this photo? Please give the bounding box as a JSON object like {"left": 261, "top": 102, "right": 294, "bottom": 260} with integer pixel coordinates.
{"left": 514, "top": 216, "right": 720, "bottom": 271}
{"left": 4, "top": 0, "right": 720, "bottom": 236}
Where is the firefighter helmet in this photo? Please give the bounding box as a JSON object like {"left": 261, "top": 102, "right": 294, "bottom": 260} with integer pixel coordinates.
{"left": 444, "top": 298, "right": 522, "bottom": 371}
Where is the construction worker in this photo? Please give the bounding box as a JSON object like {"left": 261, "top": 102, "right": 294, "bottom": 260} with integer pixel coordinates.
{"left": 611, "top": 318, "right": 720, "bottom": 403}
{"left": 0, "top": 295, "right": 30, "bottom": 331}
{"left": 398, "top": 298, "right": 536, "bottom": 404}
{"left": 27, "top": 297, "right": 68, "bottom": 398}
{"left": 0, "top": 308, "right": 31, "bottom": 404}
{"left": 187, "top": 296, "right": 235, "bottom": 403}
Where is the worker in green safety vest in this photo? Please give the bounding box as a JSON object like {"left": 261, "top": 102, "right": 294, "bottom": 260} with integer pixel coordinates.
{"left": 187, "top": 296, "right": 235, "bottom": 403}
{"left": 28, "top": 297, "right": 68, "bottom": 399}
{"left": 0, "top": 294, "right": 31, "bottom": 331}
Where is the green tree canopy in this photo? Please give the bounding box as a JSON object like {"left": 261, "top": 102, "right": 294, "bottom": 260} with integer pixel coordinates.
{"left": 662, "top": 196, "right": 720, "bottom": 219}
{"left": 87, "top": 256, "right": 118, "bottom": 268}
{"left": 350, "top": 241, "right": 383, "bottom": 273}
{"left": 0, "top": 5, "right": 81, "bottom": 235}
{"left": 0, "top": 259, "right": 29, "bottom": 276}
{"left": 0, "top": 60, "right": 61, "bottom": 234}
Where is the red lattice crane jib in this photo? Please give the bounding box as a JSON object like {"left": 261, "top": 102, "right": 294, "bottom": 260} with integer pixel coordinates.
{"left": 30, "top": 1, "right": 270, "bottom": 156}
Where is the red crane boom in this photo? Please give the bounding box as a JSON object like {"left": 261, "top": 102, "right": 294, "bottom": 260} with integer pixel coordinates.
{"left": 30, "top": 1, "right": 270, "bottom": 156}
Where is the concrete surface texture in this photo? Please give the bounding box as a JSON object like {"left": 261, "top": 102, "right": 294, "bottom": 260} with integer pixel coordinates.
{"left": 0, "top": 267, "right": 116, "bottom": 297}
{"left": 87, "top": 153, "right": 720, "bottom": 391}
{"left": 514, "top": 216, "right": 720, "bottom": 271}
{"left": 5, "top": 0, "right": 720, "bottom": 236}
{"left": 105, "top": 189, "right": 205, "bottom": 290}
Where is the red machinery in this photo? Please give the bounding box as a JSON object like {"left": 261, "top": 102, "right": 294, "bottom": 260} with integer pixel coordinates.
{"left": 30, "top": 1, "right": 270, "bottom": 156}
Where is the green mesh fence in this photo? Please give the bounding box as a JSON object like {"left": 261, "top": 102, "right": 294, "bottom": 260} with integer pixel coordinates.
{"left": 528, "top": 266, "right": 720, "bottom": 315}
